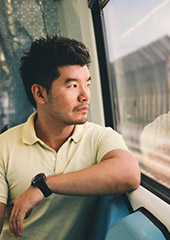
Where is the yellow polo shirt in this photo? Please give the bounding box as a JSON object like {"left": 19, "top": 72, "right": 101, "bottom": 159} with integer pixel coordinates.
{"left": 0, "top": 112, "right": 128, "bottom": 240}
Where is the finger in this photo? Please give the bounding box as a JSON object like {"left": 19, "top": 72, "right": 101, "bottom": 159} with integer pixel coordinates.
{"left": 10, "top": 207, "right": 25, "bottom": 237}
{"left": 16, "top": 215, "right": 24, "bottom": 237}
{"left": 9, "top": 208, "right": 19, "bottom": 237}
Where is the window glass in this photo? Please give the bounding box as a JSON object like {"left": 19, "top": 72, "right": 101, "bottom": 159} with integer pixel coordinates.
{"left": 103, "top": 0, "right": 170, "bottom": 188}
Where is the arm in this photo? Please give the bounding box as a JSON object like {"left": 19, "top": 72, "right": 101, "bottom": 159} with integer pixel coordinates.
{"left": 0, "top": 203, "right": 6, "bottom": 235}
{"left": 46, "top": 149, "right": 140, "bottom": 195}
{"left": 9, "top": 149, "right": 140, "bottom": 237}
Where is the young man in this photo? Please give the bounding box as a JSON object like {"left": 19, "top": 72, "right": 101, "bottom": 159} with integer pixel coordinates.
{"left": 0, "top": 36, "right": 140, "bottom": 239}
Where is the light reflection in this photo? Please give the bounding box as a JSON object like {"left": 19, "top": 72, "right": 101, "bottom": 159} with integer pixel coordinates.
{"left": 2, "top": 65, "right": 10, "bottom": 74}
{"left": 121, "top": 0, "right": 170, "bottom": 39}
{"left": 0, "top": 51, "right": 6, "bottom": 62}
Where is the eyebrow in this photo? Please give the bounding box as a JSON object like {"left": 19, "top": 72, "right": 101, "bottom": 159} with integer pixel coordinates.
{"left": 64, "top": 76, "right": 91, "bottom": 84}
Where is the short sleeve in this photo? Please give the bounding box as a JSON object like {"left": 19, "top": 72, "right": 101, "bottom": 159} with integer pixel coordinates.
{"left": 96, "top": 127, "right": 128, "bottom": 163}
{"left": 0, "top": 152, "right": 8, "bottom": 204}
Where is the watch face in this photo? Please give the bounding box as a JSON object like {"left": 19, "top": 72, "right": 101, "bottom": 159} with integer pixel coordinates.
{"left": 31, "top": 173, "right": 46, "bottom": 186}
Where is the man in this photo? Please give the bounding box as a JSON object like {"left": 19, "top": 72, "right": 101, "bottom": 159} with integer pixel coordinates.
{"left": 0, "top": 36, "right": 140, "bottom": 239}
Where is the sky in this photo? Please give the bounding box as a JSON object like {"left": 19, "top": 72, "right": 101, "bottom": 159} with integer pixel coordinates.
{"left": 103, "top": 0, "right": 170, "bottom": 61}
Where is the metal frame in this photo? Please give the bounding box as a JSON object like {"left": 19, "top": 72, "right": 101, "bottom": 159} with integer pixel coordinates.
{"left": 88, "top": 0, "right": 119, "bottom": 129}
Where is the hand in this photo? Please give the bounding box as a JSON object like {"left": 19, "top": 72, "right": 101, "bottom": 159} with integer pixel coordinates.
{"left": 9, "top": 186, "right": 44, "bottom": 238}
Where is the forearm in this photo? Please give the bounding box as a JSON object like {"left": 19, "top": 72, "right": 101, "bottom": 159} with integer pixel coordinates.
{"left": 47, "top": 160, "right": 115, "bottom": 196}
{"left": 46, "top": 150, "right": 140, "bottom": 196}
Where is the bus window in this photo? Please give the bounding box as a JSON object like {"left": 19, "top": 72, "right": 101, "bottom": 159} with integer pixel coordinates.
{"left": 93, "top": 0, "right": 170, "bottom": 190}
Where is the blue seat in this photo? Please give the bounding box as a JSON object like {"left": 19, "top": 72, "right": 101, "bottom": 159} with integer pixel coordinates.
{"left": 105, "top": 211, "right": 166, "bottom": 240}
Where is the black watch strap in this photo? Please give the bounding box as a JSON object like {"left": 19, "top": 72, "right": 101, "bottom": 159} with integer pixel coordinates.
{"left": 31, "top": 173, "right": 52, "bottom": 197}
{"left": 37, "top": 179, "right": 52, "bottom": 197}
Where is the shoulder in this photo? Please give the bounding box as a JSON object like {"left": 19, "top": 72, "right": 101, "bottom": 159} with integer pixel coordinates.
{"left": 0, "top": 112, "right": 36, "bottom": 145}
{"left": 0, "top": 124, "right": 25, "bottom": 161}
{"left": 83, "top": 122, "right": 124, "bottom": 140}
{"left": 83, "top": 122, "right": 128, "bottom": 162}
{"left": 0, "top": 124, "right": 24, "bottom": 144}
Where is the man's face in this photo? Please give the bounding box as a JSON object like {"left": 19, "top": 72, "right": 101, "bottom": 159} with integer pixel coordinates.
{"left": 45, "top": 65, "right": 91, "bottom": 126}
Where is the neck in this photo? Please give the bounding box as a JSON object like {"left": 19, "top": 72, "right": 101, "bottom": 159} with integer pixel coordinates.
{"left": 34, "top": 113, "right": 75, "bottom": 152}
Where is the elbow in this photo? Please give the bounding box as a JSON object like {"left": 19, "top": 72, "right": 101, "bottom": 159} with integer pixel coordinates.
{"left": 108, "top": 169, "right": 141, "bottom": 194}
{"left": 127, "top": 155, "right": 141, "bottom": 191}
{"left": 131, "top": 175, "right": 141, "bottom": 190}
{"left": 128, "top": 168, "right": 141, "bottom": 191}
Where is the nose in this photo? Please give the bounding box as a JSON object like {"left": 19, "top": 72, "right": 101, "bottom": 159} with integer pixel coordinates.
{"left": 78, "top": 86, "right": 90, "bottom": 102}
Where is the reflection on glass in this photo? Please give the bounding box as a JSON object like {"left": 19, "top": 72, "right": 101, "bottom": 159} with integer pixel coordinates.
{"left": 103, "top": 0, "right": 170, "bottom": 188}
{"left": 140, "top": 112, "right": 170, "bottom": 187}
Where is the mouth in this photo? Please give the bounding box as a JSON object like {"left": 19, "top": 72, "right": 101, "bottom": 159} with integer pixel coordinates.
{"left": 77, "top": 108, "right": 88, "bottom": 113}
{"left": 73, "top": 104, "right": 89, "bottom": 112}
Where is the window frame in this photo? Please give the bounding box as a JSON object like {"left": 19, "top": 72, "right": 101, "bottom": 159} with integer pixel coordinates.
{"left": 88, "top": 0, "right": 118, "bottom": 129}
{"left": 88, "top": 0, "right": 170, "bottom": 204}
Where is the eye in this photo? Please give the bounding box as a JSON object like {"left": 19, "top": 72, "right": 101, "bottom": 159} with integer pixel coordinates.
{"left": 70, "top": 84, "right": 77, "bottom": 88}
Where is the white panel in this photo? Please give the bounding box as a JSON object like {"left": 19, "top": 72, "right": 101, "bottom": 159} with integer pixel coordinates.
{"left": 127, "top": 186, "right": 170, "bottom": 231}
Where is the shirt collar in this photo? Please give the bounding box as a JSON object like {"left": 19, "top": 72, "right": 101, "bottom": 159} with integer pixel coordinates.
{"left": 22, "top": 112, "right": 85, "bottom": 145}
{"left": 22, "top": 112, "right": 39, "bottom": 145}
{"left": 69, "top": 124, "right": 85, "bottom": 143}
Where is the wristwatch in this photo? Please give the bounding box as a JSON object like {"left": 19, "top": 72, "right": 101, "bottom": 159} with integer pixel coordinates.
{"left": 31, "top": 173, "right": 52, "bottom": 197}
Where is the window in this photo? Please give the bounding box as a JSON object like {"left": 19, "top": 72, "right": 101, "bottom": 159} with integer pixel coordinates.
{"left": 91, "top": 0, "right": 170, "bottom": 191}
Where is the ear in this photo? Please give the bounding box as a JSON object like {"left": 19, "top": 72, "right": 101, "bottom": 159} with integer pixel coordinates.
{"left": 31, "top": 84, "right": 47, "bottom": 105}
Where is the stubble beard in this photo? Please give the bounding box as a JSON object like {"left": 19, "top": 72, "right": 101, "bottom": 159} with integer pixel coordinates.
{"left": 63, "top": 116, "right": 88, "bottom": 125}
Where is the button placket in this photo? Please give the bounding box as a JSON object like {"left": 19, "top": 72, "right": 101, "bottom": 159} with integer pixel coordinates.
{"left": 54, "top": 140, "right": 72, "bottom": 174}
